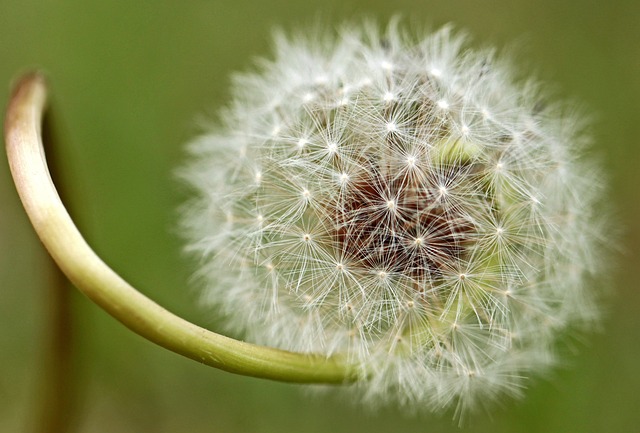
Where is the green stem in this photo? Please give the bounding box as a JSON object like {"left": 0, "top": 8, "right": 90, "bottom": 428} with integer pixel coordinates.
{"left": 4, "top": 72, "right": 358, "bottom": 384}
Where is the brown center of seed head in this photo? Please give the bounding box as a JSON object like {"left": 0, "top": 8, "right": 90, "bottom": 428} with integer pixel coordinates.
{"left": 334, "top": 164, "right": 474, "bottom": 281}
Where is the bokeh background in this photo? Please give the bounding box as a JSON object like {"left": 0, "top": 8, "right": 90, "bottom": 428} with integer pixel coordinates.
{"left": 1, "top": 1, "right": 638, "bottom": 432}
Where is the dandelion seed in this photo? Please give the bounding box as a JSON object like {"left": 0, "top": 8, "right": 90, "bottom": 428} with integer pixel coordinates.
{"left": 180, "top": 20, "right": 608, "bottom": 416}
{"left": 339, "top": 172, "right": 350, "bottom": 185}
{"left": 386, "top": 199, "right": 396, "bottom": 209}
{"left": 381, "top": 60, "right": 393, "bottom": 71}
{"left": 315, "top": 75, "right": 328, "bottom": 85}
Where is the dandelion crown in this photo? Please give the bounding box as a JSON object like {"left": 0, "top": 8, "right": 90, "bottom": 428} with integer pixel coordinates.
{"left": 180, "top": 21, "right": 605, "bottom": 413}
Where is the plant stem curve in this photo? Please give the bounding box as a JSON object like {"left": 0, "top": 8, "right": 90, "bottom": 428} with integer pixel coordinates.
{"left": 4, "top": 72, "right": 358, "bottom": 384}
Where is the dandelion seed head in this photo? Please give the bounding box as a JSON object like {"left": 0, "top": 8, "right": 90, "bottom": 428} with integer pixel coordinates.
{"left": 180, "top": 20, "right": 608, "bottom": 416}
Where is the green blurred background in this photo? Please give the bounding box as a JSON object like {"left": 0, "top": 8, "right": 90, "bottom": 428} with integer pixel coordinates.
{"left": 1, "top": 1, "right": 638, "bottom": 432}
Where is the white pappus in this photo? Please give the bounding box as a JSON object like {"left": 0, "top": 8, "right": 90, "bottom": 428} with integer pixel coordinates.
{"left": 179, "top": 21, "right": 607, "bottom": 415}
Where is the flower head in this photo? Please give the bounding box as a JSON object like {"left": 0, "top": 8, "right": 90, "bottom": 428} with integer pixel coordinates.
{"left": 180, "top": 22, "right": 605, "bottom": 414}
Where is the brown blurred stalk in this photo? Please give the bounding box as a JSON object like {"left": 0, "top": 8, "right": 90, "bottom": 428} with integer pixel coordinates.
{"left": 32, "top": 256, "right": 76, "bottom": 433}
{"left": 30, "top": 99, "right": 77, "bottom": 433}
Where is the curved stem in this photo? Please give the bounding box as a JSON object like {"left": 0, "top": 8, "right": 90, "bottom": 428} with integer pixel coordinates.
{"left": 4, "top": 73, "right": 358, "bottom": 384}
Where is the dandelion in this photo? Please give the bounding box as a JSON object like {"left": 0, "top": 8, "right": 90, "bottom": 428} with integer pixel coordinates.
{"left": 180, "top": 21, "right": 606, "bottom": 414}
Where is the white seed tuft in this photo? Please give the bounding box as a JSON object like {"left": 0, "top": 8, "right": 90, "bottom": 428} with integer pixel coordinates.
{"left": 382, "top": 91, "right": 395, "bottom": 102}
{"left": 180, "top": 21, "right": 608, "bottom": 416}
{"left": 437, "top": 99, "right": 450, "bottom": 110}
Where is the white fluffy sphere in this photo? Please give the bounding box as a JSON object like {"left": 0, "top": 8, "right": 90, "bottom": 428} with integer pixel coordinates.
{"left": 180, "top": 22, "right": 605, "bottom": 414}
